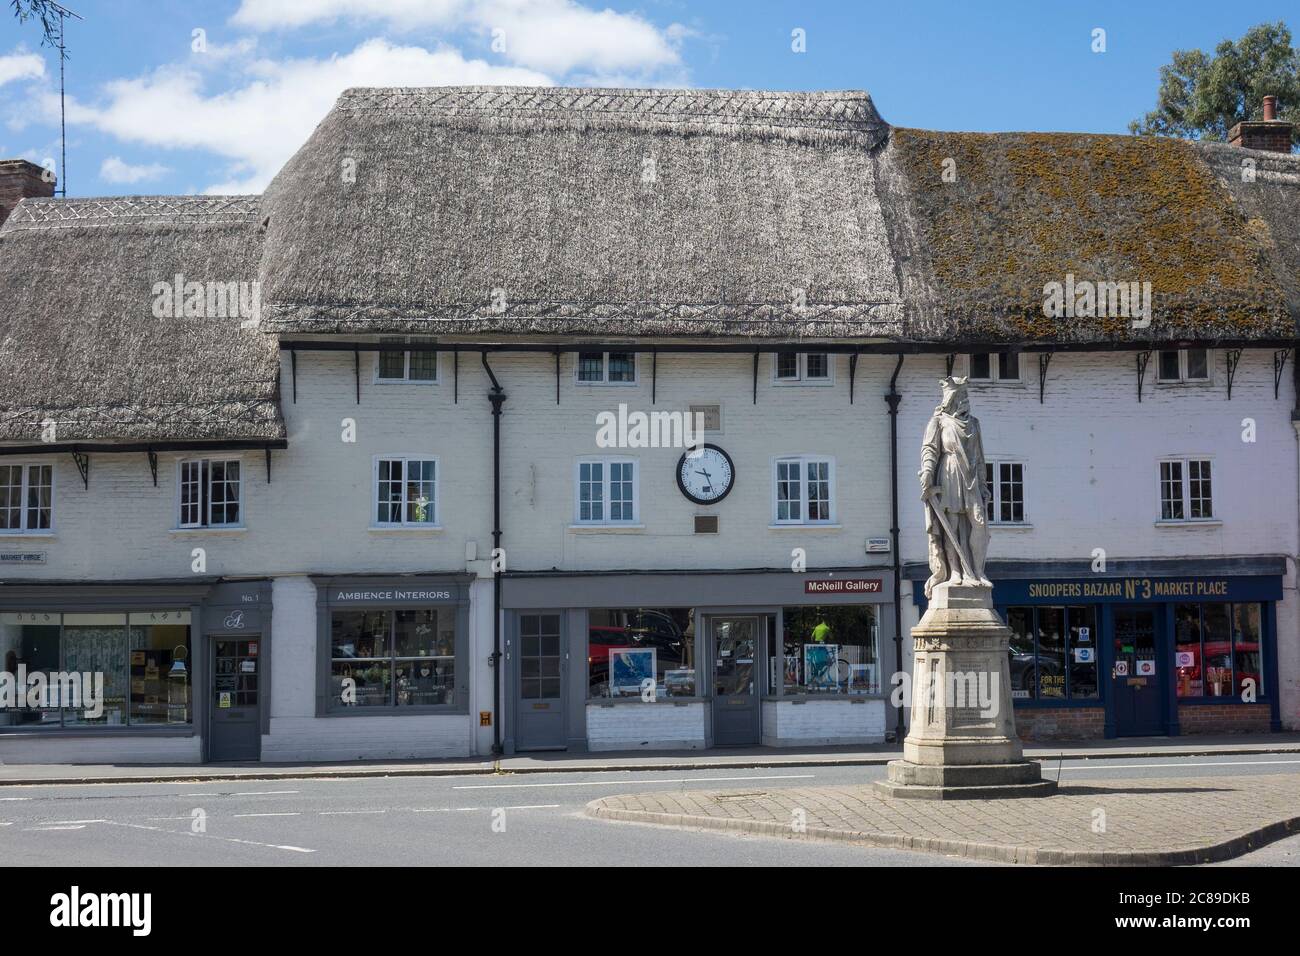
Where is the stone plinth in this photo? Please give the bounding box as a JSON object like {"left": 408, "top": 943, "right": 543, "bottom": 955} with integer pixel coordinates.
{"left": 875, "top": 583, "right": 1056, "bottom": 799}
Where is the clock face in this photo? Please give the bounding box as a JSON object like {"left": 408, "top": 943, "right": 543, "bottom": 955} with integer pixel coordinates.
{"left": 676, "top": 444, "right": 735, "bottom": 505}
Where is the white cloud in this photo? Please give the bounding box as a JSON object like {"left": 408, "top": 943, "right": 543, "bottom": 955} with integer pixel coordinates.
{"left": 0, "top": 50, "right": 45, "bottom": 86}
{"left": 67, "top": 38, "right": 550, "bottom": 194}
{"left": 231, "top": 0, "right": 684, "bottom": 77}
{"left": 99, "top": 156, "right": 172, "bottom": 184}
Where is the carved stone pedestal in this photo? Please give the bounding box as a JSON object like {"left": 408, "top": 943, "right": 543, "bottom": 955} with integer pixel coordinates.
{"left": 874, "top": 583, "right": 1056, "bottom": 800}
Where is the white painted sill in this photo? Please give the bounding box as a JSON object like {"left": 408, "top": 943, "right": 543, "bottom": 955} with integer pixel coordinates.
{"left": 0, "top": 531, "right": 56, "bottom": 539}
{"left": 968, "top": 380, "right": 1026, "bottom": 389}
{"left": 1154, "top": 519, "right": 1222, "bottom": 528}
{"left": 568, "top": 523, "right": 645, "bottom": 533}
{"left": 169, "top": 526, "right": 247, "bottom": 536}
{"left": 768, "top": 523, "right": 842, "bottom": 531}
{"left": 772, "top": 379, "right": 834, "bottom": 387}
{"left": 991, "top": 522, "right": 1034, "bottom": 531}
{"left": 369, "top": 525, "right": 444, "bottom": 534}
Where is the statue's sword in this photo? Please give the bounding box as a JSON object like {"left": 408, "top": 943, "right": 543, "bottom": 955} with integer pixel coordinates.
{"left": 924, "top": 491, "right": 977, "bottom": 581}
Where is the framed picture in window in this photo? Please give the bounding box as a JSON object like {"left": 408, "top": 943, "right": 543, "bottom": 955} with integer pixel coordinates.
{"left": 804, "top": 643, "right": 840, "bottom": 691}
{"left": 609, "top": 647, "right": 656, "bottom": 697}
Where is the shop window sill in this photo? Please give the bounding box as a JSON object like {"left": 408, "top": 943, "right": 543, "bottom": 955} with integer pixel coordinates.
{"left": 568, "top": 524, "right": 645, "bottom": 533}
{"left": 1154, "top": 519, "right": 1222, "bottom": 529}
{"left": 588, "top": 697, "right": 703, "bottom": 705}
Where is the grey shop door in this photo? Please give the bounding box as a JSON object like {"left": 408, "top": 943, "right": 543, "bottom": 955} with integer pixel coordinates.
{"left": 516, "top": 613, "right": 566, "bottom": 751}
{"left": 209, "top": 637, "right": 262, "bottom": 761}
{"left": 711, "top": 617, "right": 761, "bottom": 747}
{"left": 1111, "top": 608, "right": 1165, "bottom": 737}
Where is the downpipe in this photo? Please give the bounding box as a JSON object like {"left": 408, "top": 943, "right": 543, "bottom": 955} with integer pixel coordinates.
{"left": 886, "top": 354, "right": 906, "bottom": 743}
{"left": 483, "top": 353, "right": 507, "bottom": 755}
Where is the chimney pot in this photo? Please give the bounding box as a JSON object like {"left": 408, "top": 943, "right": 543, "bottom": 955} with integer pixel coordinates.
{"left": 0, "top": 159, "right": 56, "bottom": 227}
{"left": 1263, "top": 95, "right": 1278, "bottom": 121}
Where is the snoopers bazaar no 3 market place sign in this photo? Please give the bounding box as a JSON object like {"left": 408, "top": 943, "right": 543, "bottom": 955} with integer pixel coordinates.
{"left": 804, "top": 578, "right": 883, "bottom": 595}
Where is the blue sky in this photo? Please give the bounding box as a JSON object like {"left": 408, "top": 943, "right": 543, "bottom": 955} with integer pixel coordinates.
{"left": 0, "top": 0, "right": 1294, "bottom": 196}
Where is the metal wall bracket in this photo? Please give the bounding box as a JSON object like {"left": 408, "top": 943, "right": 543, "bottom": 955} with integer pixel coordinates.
{"left": 652, "top": 350, "right": 658, "bottom": 404}
{"left": 1038, "top": 352, "right": 1053, "bottom": 404}
{"left": 265, "top": 447, "right": 273, "bottom": 483}
{"left": 454, "top": 350, "right": 459, "bottom": 404}
{"left": 353, "top": 349, "right": 361, "bottom": 404}
{"left": 1225, "top": 349, "right": 1243, "bottom": 400}
{"left": 147, "top": 451, "right": 158, "bottom": 487}
{"left": 1136, "top": 350, "right": 1152, "bottom": 403}
{"left": 849, "top": 353, "right": 859, "bottom": 404}
{"left": 72, "top": 451, "right": 89, "bottom": 489}
{"left": 290, "top": 350, "right": 298, "bottom": 403}
{"left": 1274, "top": 348, "right": 1291, "bottom": 400}
{"left": 554, "top": 349, "right": 561, "bottom": 405}
{"left": 752, "top": 352, "right": 759, "bottom": 404}
{"left": 945, "top": 354, "right": 957, "bottom": 376}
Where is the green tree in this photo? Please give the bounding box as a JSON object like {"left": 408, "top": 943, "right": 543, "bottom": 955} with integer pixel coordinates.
{"left": 1130, "top": 20, "right": 1299, "bottom": 147}
{"left": 10, "top": 0, "right": 68, "bottom": 55}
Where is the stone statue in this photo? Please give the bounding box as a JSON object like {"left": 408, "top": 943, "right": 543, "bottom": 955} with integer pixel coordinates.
{"left": 920, "top": 376, "right": 991, "bottom": 598}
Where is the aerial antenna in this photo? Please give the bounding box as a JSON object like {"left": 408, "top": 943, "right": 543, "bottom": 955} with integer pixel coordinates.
{"left": 47, "top": 1, "right": 82, "bottom": 197}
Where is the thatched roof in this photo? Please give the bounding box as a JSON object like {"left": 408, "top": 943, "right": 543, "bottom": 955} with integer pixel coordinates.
{"left": 259, "top": 86, "right": 1299, "bottom": 345}
{"left": 259, "top": 87, "right": 907, "bottom": 338}
{"left": 0, "top": 196, "right": 284, "bottom": 443}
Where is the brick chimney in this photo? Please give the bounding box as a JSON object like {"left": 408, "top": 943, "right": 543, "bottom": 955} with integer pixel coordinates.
{"left": 1228, "top": 95, "right": 1294, "bottom": 152}
{"left": 0, "top": 159, "right": 55, "bottom": 226}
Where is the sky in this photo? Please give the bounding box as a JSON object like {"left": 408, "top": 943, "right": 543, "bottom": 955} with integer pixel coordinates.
{"left": 0, "top": 0, "right": 1295, "bottom": 197}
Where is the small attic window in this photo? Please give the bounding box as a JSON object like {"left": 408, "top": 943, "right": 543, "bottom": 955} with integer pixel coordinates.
{"left": 968, "top": 352, "right": 1020, "bottom": 383}
{"left": 376, "top": 337, "right": 438, "bottom": 383}
{"left": 1157, "top": 349, "right": 1210, "bottom": 383}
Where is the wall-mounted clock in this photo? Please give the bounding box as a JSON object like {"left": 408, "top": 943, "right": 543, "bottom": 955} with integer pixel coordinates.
{"left": 676, "top": 444, "right": 735, "bottom": 505}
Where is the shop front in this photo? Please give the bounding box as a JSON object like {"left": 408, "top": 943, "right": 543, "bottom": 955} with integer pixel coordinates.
{"left": 0, "top": 579, "right": 272, "bottom": 764}
{"left": 501, "top": 569, "right": 896, "bottom": 753}
{"left": 908, "top": 559, "right": 1283, "bottom": 741}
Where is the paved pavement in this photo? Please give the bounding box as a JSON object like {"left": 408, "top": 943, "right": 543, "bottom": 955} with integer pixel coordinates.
{"left": 3, "top": 754, "right": 1299, "bottom": 865}
{"left": 587, "top": 768, "right": 1300, "bottom": 865}
{"left": 2, "top": 732, "right": 1299, "bottom": 785}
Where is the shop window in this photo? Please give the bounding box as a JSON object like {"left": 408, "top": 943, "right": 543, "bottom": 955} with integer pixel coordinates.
{"left": 1159, "top": 459, "right": 1213, "bottom": 521}
{"left": 575, "top": 459, "right": 638, "bottom": 525}
{"left": 177, "top": 459, "right": 242, "bottom": 529}
{"left": 330, "top": 608, "right": 458, "bottom": 710}
{"left": 1156, "top": 348, "right": 1210, "bottom": 383}
{"left": 0, "top": 611, "right": 192, "bottom": 727}
{"left": 773, "top": 456, "right": 834, "bottom": 524}
{"left": 1174, "top": 602, "right": 1263, "bottom": 699}
{"left": 984, "top": 460, "right": 1026, "bottom": 524}
{"left": 773, "top": 353, "right": 832, "bottom": 385}
{"left": 777, "top": 606, "right": 879, "bottom": 695}
{"left": 374, "top": 457, "right": 437, "bottom": 526}
{"left": 967, "top": 352, "right": 1021, "bottom": 383}
{"left": 577, "top": 351, "right": 636, "bottom": 385}
{"left": 0, "top": 463, "right": 53, "bottom": 533}
{"left": 587, "top": 608, "right": 695, "bottom": 699}
{"left": 376, "top": 337, "right": 438, "bottom": 383}
{"left": 1001, "top": 605, "right": 1098, "bottom": 701}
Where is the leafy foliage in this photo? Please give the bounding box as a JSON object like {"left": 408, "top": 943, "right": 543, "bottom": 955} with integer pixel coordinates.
{"left": 1130, "top": 21, "right": 1299, "bottom": 147}
{"left": 10, "top": 0, "right": 68, "bottom": 56}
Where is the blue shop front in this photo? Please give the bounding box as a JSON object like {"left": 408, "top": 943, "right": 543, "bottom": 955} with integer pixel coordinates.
{"left": 907, "top": 560, "right": 1284, "bottom": 741}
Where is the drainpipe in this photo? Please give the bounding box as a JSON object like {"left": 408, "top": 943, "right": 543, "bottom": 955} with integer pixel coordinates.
{"left": 482, "top": 353, "right": 507, "bottom": 755}
{"left": 886, "top": 355, "right": 906, "bottom": 743}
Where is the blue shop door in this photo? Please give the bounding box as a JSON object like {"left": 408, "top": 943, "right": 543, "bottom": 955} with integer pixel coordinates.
{"left": 1110, "top": 607, "right": 1165, "bottom": 736}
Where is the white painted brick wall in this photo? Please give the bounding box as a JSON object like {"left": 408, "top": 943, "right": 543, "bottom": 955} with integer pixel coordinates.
{"left": 761, "top": 698, "right": 886, "bottom": 746}
{"left": 585, "top": 702, "right": 706, "bottom": 750}
{"left": 0, "top": 733, "right": 201, "bottom": 765}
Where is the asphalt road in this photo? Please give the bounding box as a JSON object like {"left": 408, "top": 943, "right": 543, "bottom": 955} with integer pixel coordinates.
{"left": 2, "top": 754, "right": 1299, "bottom": 866}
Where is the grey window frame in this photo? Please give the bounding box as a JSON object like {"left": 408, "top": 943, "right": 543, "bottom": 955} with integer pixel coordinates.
{"left": 314, "top": 578, "right": 472, "bottom": 717}
{"left": 0, "top": 462, "right": 54, "bottom": 534}
{"left": 375, "top": 336, "right": 439, "bottom": 384}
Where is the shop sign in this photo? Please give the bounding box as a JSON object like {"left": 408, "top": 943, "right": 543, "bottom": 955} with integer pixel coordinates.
{"left": 1001, "top": 574, "right": 1282, "bottom": 604}
{"left": 1074, "top": 647, "right": 1094, "bottom": 663}
{"left": 218, "top": 692, "right": 232, "bottom": 708}
{"left": 0, "top": 551, "right": 45, "bottom": 564}
{"left": 804, "top": 578, "right": 882, "bottom": 595}
{"left": 333, "top": 588, "right": 455, "bottom": 603}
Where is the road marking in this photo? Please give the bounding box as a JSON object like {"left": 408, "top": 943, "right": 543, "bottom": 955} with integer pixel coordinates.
{"left": 412, "top": 807, "right": 480, "bottom": 813}
{"left": 503, "top": 804, "right": 562, "bottom": 810}
{"left": 0, "top": 797, "right": 31, "bottom": 801}
{"left": 47, "top": 819, "right": 107, "bottom": 825}
{"left": 453, "top": 773, "right": 816, "bottom": 790}
{"left": 319, "top": 810, "right": 386, "bottom": 816}
{"left": 100, "top": 819, "right": 315, "bottom": 853}
{"left": 231, "top": 790, "right": 300, "bottom": 796}
{"left": 233, "top": 812, "right": 301, "bottom": 818}
{"left": 27, "top": 825, "right": 86, "bottom": 831}
{"left": 1060, "top": 759, "right": 1300, "bottom": 771}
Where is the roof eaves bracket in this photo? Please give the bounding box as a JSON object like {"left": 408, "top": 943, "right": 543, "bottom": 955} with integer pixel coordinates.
{"left": 752, "top": 351, "right": 759, "bottom": 405}
{"left": 72, "top": 450, "right": 89, "bottom": 490}
{"left": 652, "top": 350, "right": 658, "bottom": 405}
{"left": 945, "top": 353, "right": 957, "bottom": 376}
{"left": 554, "top": 349, "right": 561, "bottom": 405}
{"left": 290, "top": 349, "right": 298, "bottom": 404}
{"left": 147, "top": 450, "right": 158, "bottom": 487}
{"left": 454, "top": 350, "right": 459, "bottom": 404}
{"left": 1225, "top": 349, "right": 1243, "bottom": 400}
{"left": 849, "top": 352, "right": 859, "bottom": 405}
{"left": 354, "top": 349, "right": 361, "bottom": 405}
{"left": 1038, "top": 352, "right": 1054, "bottom": 404}
{"left": 265, "top": 446, "right": 272, "bottom": 484}
{"left": 1274, "top": 348, "right": 1291, "bottom": 401}
{"left": 1136, "top": 350, "right": 1152, "bottom": 403}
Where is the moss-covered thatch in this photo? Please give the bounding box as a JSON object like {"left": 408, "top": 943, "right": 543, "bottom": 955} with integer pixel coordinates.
{"left": 0, "top": 197, "right": 284, "bottom": 443}
{"left": 882, "top": 128, "right": 1295, "bottom": 344}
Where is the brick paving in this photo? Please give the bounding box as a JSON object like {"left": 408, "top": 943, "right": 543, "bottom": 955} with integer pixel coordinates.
{"left": 586, "top": 773, "right": 1300, "bottom": 865}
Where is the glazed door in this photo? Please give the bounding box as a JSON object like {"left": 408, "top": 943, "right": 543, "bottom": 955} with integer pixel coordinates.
{"left": 515, "top": 613, "right": 565, "bottom": 751}
{"left": 1111, "top": 608, "right": 1165, "bottom": 736}
{"left": 711, "top": 617, "right": 761, "bottom": 747}
{"left": 209, "top": 636, "right": 261, "bottom": 761}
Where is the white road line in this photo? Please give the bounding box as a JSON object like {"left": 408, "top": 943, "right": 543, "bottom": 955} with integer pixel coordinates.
{"left": 1060, "top": 759, "right": 1300, "bottom": 771}
{"left": 412, "top": 807, "right": 480, "bottom": 813}
{"left": 0, "top": 797, "right": 32, "bottom": 801}
{"left": 503, "top": 804, "right": 562, "bottom": 810}
{"left": 233, "top": 812, "right": 301, "bottom": 818}
{"left": 47, "top": 819, "right": 107, "bottom": 825}
{"left": 100, "top": 819, "right": 315, "bottom": 853}
{"left": 318, "top": 810, "right": 386, "bottom": 816}
{"left": 231, "top": 790, "right": 300, "bottom": 796}
{"left": 27, "top": 825, "right": 86, "bottom": 831}
{"left": 453, "top": 773, "right": 816, "bottom": 790}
